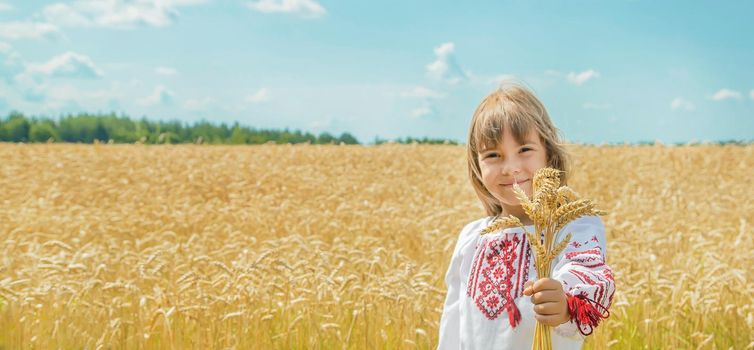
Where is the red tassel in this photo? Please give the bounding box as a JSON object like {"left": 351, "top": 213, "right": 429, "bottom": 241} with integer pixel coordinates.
{"left": 566, "top": 293, "right": 610, "bottom": 336}
{"left": 508, "top": 304, "right": 521, "bottom": 328}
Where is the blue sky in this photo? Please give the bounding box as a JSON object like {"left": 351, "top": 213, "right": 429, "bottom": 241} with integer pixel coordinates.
{"left": 0, "top": 0, "right": 752, "bottom": 144}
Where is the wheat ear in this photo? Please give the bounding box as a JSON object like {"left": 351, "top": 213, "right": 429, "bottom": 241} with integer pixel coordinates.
{"left": 480, "top": 215, "right": 524, "bottom": 235}
{"left": 555, "top": 186, "right": 579, "bottom": 206}
{"left": 512, "top": 183, "right": 538, "bottom": 221}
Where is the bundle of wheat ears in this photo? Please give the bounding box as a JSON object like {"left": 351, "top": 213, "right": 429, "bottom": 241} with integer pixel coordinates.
{"left": 480, "top": 167, "right": 607, "bottom": 350}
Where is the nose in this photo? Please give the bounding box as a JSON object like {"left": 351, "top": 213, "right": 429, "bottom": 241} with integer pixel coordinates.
{"left": 500, "top": 159, "right": 522, "bottom": 179}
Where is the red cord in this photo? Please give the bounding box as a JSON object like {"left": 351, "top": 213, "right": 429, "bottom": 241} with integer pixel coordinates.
{"left": 565, "top": 292, "right": 610, "bottom": 336}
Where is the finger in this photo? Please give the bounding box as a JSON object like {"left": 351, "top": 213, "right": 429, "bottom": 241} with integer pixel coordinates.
{"left": 532, "top": 278, "right": 562, "bottom": 293}
{"left": 533, "top": 302, "right": 563, "bottom": 316}
{"left": 534, "top": 313, "right": 565, "bottom": 327}
{"left": 531, "top": 290, "right": 562, "bottom": 304}
{"left": 523, "top": 280, "right": 534, "bottom": 295}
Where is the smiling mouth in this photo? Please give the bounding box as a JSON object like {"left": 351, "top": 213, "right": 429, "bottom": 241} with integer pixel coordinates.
{"left": 502, "top": 179, "right": 530, "bottom": 187}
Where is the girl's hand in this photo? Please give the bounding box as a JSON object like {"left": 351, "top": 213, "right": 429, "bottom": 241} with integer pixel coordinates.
{"left": 523, "top": 278, "right": 570, "bottom": 326}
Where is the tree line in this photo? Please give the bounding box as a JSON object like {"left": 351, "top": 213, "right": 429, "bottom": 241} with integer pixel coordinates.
{"left": 0, "top": 112, "right": 459, "bottom": 145}
{"left": 0, "top": 112, "right": 747, "bottom": 146}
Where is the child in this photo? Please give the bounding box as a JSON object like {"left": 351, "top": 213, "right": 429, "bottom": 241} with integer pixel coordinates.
{"left": 437, "top": 82, "right": 615, "bottom": 349}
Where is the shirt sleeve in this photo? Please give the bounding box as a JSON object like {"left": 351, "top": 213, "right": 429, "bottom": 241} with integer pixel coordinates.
{"left": 550, "top": 216, "right": 616, "bottom": 339}
{"left": 437, "top": 221, "right": 478, "bottom": 350}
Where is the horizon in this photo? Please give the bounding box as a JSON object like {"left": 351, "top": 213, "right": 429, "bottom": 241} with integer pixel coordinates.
{"left": 3, "top": 111, "right": 753, "bottom": 146}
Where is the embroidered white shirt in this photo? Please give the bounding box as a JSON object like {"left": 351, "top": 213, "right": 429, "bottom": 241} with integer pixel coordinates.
{"left": 437, "top": 215, "right": 615, "bottom": 350}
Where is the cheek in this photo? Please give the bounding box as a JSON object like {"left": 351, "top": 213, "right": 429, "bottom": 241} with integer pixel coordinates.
{"left": 535, "top": 153, "right": 549, "bottom": 169}
{"left": 481, "top": 175, "right": 494, "bottom": 191}
{"left": 479, "top": 165, "right": 493, "bottom": 182}
{"left": 524, "top": 161, "right": 547, "bottom": 175}
{"left": 479, "top": 169, "right": 498, "bottom": 194}
{"left": 482, "top": 170, "right": 502, "bottom": 190}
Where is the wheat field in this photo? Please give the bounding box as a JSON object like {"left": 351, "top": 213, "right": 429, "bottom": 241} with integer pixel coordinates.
{"left": 0, "top": 143, "right": 752, "bottom": 349}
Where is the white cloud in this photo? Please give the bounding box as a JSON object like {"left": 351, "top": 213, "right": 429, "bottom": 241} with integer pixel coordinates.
{"left": 750, "top": 90, "right": 754, "bottom": 100}
{"left": 0, "top": 3, "right": 13, "bottom": 11}
{"left": 401, "top": 86, "right": 445, "bottom": 99}
{"left": 245, "top": 87, "right": 270, "bottom": 103}
{"left": 566, "top": 69, "right": 599, "bottom": 85}
{"left": 434, "top": 42, "right": 454, "bottom": 57}
{"left": 426, "top": 42, "right": 466, "bottom": 84}
{"left": 670, "top": 97, "right": 695, "bottom": 111}
{"left": 4, "top": 63, "right": 137, "bottom": 110}
{"left": 488, "top": 74, "right": 520, "bottom": 87}
{"left": 12, "top": 73, "right": 47, "bottom": 102}
{"left": 5, "top": 75, "right": 132, "bottom": 109}
{"left": 246, "top": 0, "right": 326, "bottom": 18}
{"left": 466, "top": 73, "right": 538, "bottom": 90}
{"left": 45, "top": 83, "right": 119, "bottom": 105}
{"left": 140, "top": 85, "right": 175, "bottom": 105}
{"left": 583, "top": 102, "right": 612, "bottom": 110}
{"left": 42, "top": 0, "right": 209, "bottom": 29}
{"left": 42, "top": 4, "right": 91, "bottom": 27}
{"left": 0, "top": 42, "right": 13, "bottom": 55}
{"left": 0, "top": 42, "right": 24, "bottom": 79}
{"left": 426, "top": 43, "right": 452, "bottom": 79}
{"left": 26, "top": 52, "right": 103, "bottom": 79}
{"left": 183, "top": 96, "right": 215, "bottom": 111}
{"left": 0, "top": 22, "right": 62, "bottom": 40}
{"left": 426, "top": 60, "right": 447, "bottom": 80}
{"left": 0, "top": 44, "right": 48, "bottom": 101}
{"left": 711, "top": 88, "right": 742, "bottom": 101}
{"left": 410, "top": 106, "right": 431, "bottom": 119}
{"left": 155, "top": 66, "right": 178, "bottom": 76}
{"left": 310, "top": 116, "right": 334, "bottom": 131}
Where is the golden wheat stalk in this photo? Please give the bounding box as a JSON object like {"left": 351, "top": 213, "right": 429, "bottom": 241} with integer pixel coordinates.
{"left": 482, "top": 167, "right": 607, "bottom": 350}
{"left": 480, "top": 215, "right": 524, "bottom": 234}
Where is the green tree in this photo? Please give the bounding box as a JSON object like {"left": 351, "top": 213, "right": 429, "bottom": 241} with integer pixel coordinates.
{"left": 4, "top": 113, "right": 30, "bottom": 142}
{"left": 338, "top": 132, "right": 358, "bottom": 144}
{"left": 93, "top": 120, "right": 109, "bottom": 142}
{"left": 29, "top": 123, "right": 59, "bottom": 142}
{"left": 230, "top": 126, "right": 246, "bottom": 144}
{"left": 0, "top": 112, "right": 368, "bottom": 145}
{"left": 317, "top": 132, "right": 336, "bottom": 144}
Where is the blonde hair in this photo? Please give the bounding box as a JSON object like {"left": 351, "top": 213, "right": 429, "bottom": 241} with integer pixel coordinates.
{"left": 466, "top": 81, "right": 572, "bottom": 217}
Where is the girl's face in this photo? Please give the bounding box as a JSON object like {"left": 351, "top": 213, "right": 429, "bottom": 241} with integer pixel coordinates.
{"left": 477, "top": 127, "right": 548, "bottom": 207}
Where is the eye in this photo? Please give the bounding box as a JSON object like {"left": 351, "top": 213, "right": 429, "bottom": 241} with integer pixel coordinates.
{"left": 485, "top": 153, "right": 498, "bottom": 159}
{"left": 520, "top": 147, "right": 532, "bottom": 153}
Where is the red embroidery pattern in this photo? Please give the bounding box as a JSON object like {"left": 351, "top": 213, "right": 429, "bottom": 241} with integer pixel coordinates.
{"left": 568, "top": 251, "right": 605, "bottom": 268}
{"left": 566, "top": 261, "right": 616, "bottom": 334}
{"left": 516, "top": 234, "right": 531, "bottom": 297}
{"left": 603, "top": 267, "right": 616, "bottom": 306}
{"left": 467, "top": 233, "right": 530, "bottom": 328}
{"left": 602, "top": 267, "right": 614, "bottom": 282}
{"left": 565, "top": 247, "right": 602, "bottom": 260}
{"left": 570, "top": 269, "right": 607, "bottom": 306}
{"left": 559, "top": 231, "right": 615, "bottom": 335}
